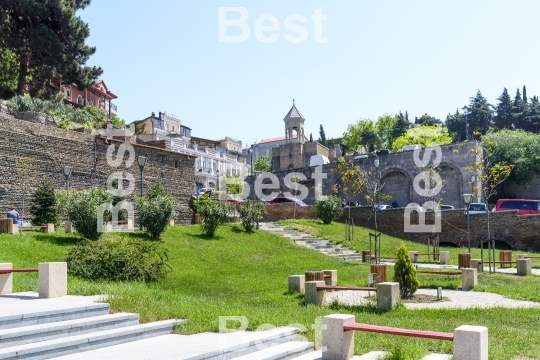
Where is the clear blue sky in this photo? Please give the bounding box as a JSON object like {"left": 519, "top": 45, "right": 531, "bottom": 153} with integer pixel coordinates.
{"left": 80, "top": 0, "right": 540, "bottom": 146}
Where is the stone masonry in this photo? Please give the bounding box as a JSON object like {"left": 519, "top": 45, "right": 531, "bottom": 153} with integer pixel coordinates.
{"left": 0, "top": 113, "right": 194, "bottom": 224}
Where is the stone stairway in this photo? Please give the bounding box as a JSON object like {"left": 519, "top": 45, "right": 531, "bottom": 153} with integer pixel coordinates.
{"left": 259, "top": 223, "right": 364, "bottom": 262}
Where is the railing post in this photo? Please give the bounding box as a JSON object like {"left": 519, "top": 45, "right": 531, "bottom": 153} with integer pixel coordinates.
{"left": 453, "top": 325, "right": 488, "bottom": 360}
{"left": 38, "top": 262, "right": 67, "bottom": 298}
{"left": 0, "top": 263, "right": 13, "bottom": 295}
{"left": 305, "top": 281, "right": 326, "bottom": 306}
{"left": 322, "top": 314, "right": 355, "bottom": 360}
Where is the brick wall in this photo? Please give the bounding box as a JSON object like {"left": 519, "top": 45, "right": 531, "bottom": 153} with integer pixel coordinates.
{"left": 262, "top": 203, "right": 540, "bottom": 252}
{"left": 0, "top": 113, "right": 194, "bottom": 224}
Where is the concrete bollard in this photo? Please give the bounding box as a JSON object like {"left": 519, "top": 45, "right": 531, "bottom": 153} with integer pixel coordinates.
{"left": 461, "top": 268, "right": 477, "bottom": 291}
{"left": 471, "top": 259, "right": 483, "bottom": 272}
{"left": 322, "top": 314, "right": 355, "bottom": 360}
{"left": 516, "top": 254, "right": 528, "bottom": 260}
{"left": 453, "top": 325, "right": 488, "bottom": 360}
{"left": 439, "top": 251, "right": 450, "bottom": 265}
{"left": 323, "top": 270, "right": 337, "bottom": 286}
{"left": 288, "top": 275, "right": 305, "bottom": 293}
{"left": 0, "top": 263, "right": 13, "bottom": 295}
{"left": 65, "top": 221, "right": 75, "bottom": 233}
{"left": 361, "top": 250, "right": 371, "bottom": 263}
{"left": 408, "top": 251, "right": 419, "bottom": 263}
{"left": 38, "top": 262, "right": 67, "bottom": 298}
{"left": 376, "top": 282, "right": 400, "bottom": 311}
{"left": 517, "top": 258, "right": 531, "bottom": 276}
{"left": 305, "top": 281, "right": 326, "bottom": 306}
{"left": 43, "top": 223, "right": 55, "bottom": 233}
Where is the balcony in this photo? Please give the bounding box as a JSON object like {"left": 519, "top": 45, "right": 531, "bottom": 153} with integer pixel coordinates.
{"left": 110, "top": 102, "right": 118, "bottom": 114}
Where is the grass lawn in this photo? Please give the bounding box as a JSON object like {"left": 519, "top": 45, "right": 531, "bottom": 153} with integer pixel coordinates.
{"left": 1, "top": 224, "right": 540, "bottom": 359}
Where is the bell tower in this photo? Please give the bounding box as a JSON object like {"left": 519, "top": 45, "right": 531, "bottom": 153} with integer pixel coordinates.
{"left": 283, "top": 99, "right": 305, "bottom": 144}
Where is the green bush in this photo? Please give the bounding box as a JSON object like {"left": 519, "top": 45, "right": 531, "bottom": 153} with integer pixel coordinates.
{"left": 66, "top": 237, "right": 170, "bottom": 282}
{"left": 29, "top": 180, "right": 57, "bottom": 225}
{"left": 68, "top": 188, "right": 114, "bottom": 240}
{"left": 315, "top": 195, "right": 343, "bottom": 224}
{"left": 136, "top": 182, "right": 176, "bottom": 239}
{"left": 198, "top": 200, "right": 234, "bottom": 237}
{"left": 191, "top": 192, "right": 213, "bottom": 214}
{"left": 393, "top": 243, "right": 419, "bottom": 299}
{"left": 55, "top": 189, "right": 78, "bottom": 221}
{"left": 239, "top": 201, "right": 266, "bottom": 232}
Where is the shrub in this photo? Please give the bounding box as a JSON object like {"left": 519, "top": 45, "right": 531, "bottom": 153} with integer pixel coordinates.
{"left": 393, "top": 243, "right": 419, "bottom": 299}
{"left": 66, "top": 237, "right": 170, "bottom": 282}
{"left": 68, "top": 188, "right": 114, "bottom": 240}
{"left": 136, "top": 182, "right": 176, "bottom": 239}
{"left": 198, "top": 200, "right": 234, "bottom": 237}
{"left": 316, "top": 195, "right": 343, "bottom": 224}
{"left": 29, "top": 180, "right": 57, "bottom": 225}
{"left": 239, "top": 201, "right": 266, "bottom": 232}
{"left": 55, "top": 189, "right": 78, "bottom": 221}
{"left": 191, "top": 192, "right": 213, "bottom": 214}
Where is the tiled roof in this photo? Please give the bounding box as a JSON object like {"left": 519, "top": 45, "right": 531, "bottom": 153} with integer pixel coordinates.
{"left": 259, "top": 135, "right": 301, "bottom": 144}
{"left": 283, "top": 103, "right": 305, "bottom": 120}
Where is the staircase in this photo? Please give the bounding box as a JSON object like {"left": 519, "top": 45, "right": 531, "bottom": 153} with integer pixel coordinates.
{"left": 259, "top": 223, "right": 364, "bottom": 262}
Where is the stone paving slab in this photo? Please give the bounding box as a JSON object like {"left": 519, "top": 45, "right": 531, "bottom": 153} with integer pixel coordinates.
{"left": 0, "top": 292, "right": 106, "bottom": 317}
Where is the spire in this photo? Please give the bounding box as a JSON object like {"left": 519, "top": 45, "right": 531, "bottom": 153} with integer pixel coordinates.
{"left": 283, "top": 100, "right": 305, "bottom": 120}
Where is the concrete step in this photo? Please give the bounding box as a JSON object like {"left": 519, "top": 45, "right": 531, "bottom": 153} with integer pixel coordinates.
{"left": 233, "top": 341, "right": 314, "bottom": 360}
{"left": 0, "top": 313, "right": 139, "bottom": 349}
{"left": 0, "top": 319, "right": 184, "bottom": 360}
{"left": 290, "top": 350, "right": 322, "bottom": 360}
{"left": 0, "top": 303, "right": 111, "bottom": 330}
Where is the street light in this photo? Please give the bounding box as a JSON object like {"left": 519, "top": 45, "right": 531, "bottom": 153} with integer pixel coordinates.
{"left": 216, "top": 170, "right": 220, "bottom": 191}
{"left": 373, "top": 158, "right": 381, "bottom": 264}
{"left": 463, "top": 193, "right": 473, "bottom": 253}
{"left": 462, "top": 106, "right": 469, "bottom": 141}
{"left": 249, "top": 147, "right": 253, "bottom": 176}
{"left": 137, "top": 156, "right": 148, "bottom": 231}
{"left": 63, "top": 165, "right": 73, "bottom": 190}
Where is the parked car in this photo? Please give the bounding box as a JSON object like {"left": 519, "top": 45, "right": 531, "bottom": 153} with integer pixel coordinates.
{"left": 354, "top": 155, "right": 368, "bottom": 160}
{"left": 401, "top": 144, "right": 422, "bottom": 152}
{"left": 208, "top": 191, "right": 245, "bottom": 203}
{"left": 467, "top": 203, "right": 487, "bottom": 214}
{"left": 375, "top": 204, "right": 392, "bottom": 211}
{"left": 425, "top": 204, "right": 455, "bottom": 212}
{"left": 269, "top": 196, "right": 308, "bottom": 206}
{"left": 376, "top": 149, "right": 391, "bottom": 156}
{"left": 495, "top": 199, "right": 540, "bottom": 215}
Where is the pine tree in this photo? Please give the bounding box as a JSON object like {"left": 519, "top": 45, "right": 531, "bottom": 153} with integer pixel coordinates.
{"left": 392, "top": 111, "right": 410, "bottom": 140}
{"left": 29, "top": 180, "right": 57, "bottom": 225}
{"left": 393, "top": 243, "right": 419, "bottom": 299}
{"left": 512, "top": 88, "right": 528, "bottom": 130}
{"left": 318, "top": 125, "right": 326, "bottom": 146}
{"left": 445, "top": 109, "right": 466, "bottom": 142}
{"left": 0, "top": 0, "right": 103, "bottom": 98}
{"left": 467, "top": 90, "right": 493, "bottom": 135}
{"left": 494, "top": 88, "right": 513, "bottom": 130}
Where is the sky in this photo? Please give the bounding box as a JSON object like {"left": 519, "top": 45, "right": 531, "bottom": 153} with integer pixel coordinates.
{"left": 79, "top": 0, "right": 540, "bottom": 146}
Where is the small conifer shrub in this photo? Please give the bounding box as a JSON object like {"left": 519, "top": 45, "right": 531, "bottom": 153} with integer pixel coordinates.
{"left": 393, "top": 243, "right": 419, "bottom": 299}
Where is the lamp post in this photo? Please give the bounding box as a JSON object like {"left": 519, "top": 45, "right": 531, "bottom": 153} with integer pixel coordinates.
{"left": 249, "top": 147, "right": 253, "bottom": 176}
{"left": 137, "top": 156, "right": 148, "bottom": 231}
{"left": 63, "top": 165, "right": 72, "bottom": 190}
{"left": 462, "top": 106, "right": 469, "bottom": 141}
{"left": 373, "top": 158, "right": 380, "bottom": 264}
{"left": 216, "top": 170, "right": 220, "bottom": 192}
{"left": 463, "top": 193, "right": 472, "bottom": 253}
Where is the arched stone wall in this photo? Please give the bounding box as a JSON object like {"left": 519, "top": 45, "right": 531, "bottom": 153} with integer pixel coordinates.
{"left": 381, "top": 168, "right": 412, "bottom": 207}
{"left": 437, "top": 162, "right": 463, "bottom": 208}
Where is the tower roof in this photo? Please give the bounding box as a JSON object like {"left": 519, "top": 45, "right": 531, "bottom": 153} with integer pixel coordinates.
{"left": 283, "top": 100, "right": 305, "bottom": 120}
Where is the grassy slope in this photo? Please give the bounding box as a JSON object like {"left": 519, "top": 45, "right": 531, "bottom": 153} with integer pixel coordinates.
{"left": 1, "top": 225, "right": 539, "bottom": 359}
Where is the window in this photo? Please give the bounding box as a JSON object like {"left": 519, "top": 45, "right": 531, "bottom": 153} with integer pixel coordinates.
{"left": 77, "top": 95, "right": 83, "bottom": 105}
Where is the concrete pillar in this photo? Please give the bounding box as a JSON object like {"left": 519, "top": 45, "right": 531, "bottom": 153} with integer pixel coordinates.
{"left": 0, "top": 263, "right": 13, "bottom": 295}
{"left": 323, "top": 270, "right": 337, "bottom": 286}
{"left": 38, "top": 262, "right": 67, "bottom": 298}
{"left": 322, "top": 314, "right": 355, "bottom": 360}
{"left": 305, "top": 281, "right": 326, "bottom": 306}
{"left": 9, "top": 223, "right": 18, "bottom": 235}
{"left": 461, "top": 268, "right": 477, "bottom": 291}
{"left": 376, "top": 282, "right": 400, "bottom": 311}
{"left": 65, "top": 221, "right": 75, "bottom": 233}
{"left": 517, "top": 258, "right": 531, "bottom": 276}
{"left": 471, "top": 259, "right": 483, "bottom": 272}
{"left": 43, "top": 223, "right": 54, "bottom": 233}
{"left": 169, "top": 219, "right": 175, "bottom": 226}
{"left": 439, "top": 251, "right": 450, "bottom": 265}
{"left": 288, "top": 275, "right": 305, "bottom": 293}
{"left": 516, "top": 254, "right": 528, "bottom": 260}
{"left": 408, "top": 251, "right": 419, "bottom": 263}
{"left": 453, "top": 325, "right": 488, "bottom": 360}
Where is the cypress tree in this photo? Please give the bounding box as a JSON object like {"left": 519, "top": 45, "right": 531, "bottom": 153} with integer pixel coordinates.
{"left": 523, "top": 85, "right": 528, "bottom": 103}
{"left": 318, "top": 125, "right": 326, "bottom": 145}
{"left": 309, "top": 133, "right": 313, "bottom": 142}
{"left": 494, "top": 88, "right": 513, "bottom": 130}
{"left": 29, "top": 180, "right": 57, "bottom": 225}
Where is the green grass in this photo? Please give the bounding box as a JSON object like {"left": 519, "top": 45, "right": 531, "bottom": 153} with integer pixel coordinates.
{"left": 2, "top": 225, "right": 540, "bottom": 359}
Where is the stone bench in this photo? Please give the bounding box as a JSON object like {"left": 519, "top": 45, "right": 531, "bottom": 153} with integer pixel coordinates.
{"left": 19, "top": 223, "right": 55, "bottom": 233}
{"left": 416, "top": 269, "right": 477, "bottom": 291}
{"left": 0, "top": 262, "right": 67, "bottom": 298}
{"left": 322, "top": 314, "right": 488, "bottom": 360}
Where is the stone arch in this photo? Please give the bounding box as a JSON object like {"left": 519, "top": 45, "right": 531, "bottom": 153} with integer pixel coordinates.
{"left": 436, "top": 162, "right": 464, "bottom": 208}
{"left": 380, "top": 167, "right": 413, "bottom": 208}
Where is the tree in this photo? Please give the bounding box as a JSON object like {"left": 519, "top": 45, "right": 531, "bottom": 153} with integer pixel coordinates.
{"left": 493, "top": 88, "right": 513, "bottom": 130}
{"left": 415, "top": 113, "right": 442, "bottom": 126}
{"left": 0, "top": 47, "right": 18, "bottom": 99}
{"left": 391, "top": 126, "right": 453, "bottom": 152}
{"left": 375, "top": 114, "right": 397, "bottom": 150}
{"left": 528, "top": 96, "right": 540, "bottom": 133}
{"left": 512, "top": 88, "right": 528, "bottom": 130}
{"left": 0, "top": 0, "right": 103, "bottom": 98}
{"left": 342, "top": 119, "right": 377, "bottom": 152}
{"left": 253, "top": 154, "right": 272, "bottom": 172}
{"left": 467, "top": 90, "right": 493, "bottom": 135}
{"left": 83, "top": 106, "right": 106, "bottom": 128}
{"left": 359, "top": 126, "right": 380, "bottom": 152}
{"left": 392, "top": 111, "right": 411, "bottom": 141}
{"left": 318, "top": 125, "right": 327, "bottom": 146}
{"left": 393, "top": 243, "right": 419, "bottom": 299}
{"left": 445, "top": 110, "right": 466, "bottom": 142}
{"left": 29, "top": 179, "right": 57, "bottom": 225}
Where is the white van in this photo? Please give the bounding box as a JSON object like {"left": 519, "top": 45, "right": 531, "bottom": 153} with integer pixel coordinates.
{"left": 354, "top": 155, "right": 368, "bottom": 160}
{"left": 401, "top": 144, "right": 422, "bottom": 152}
